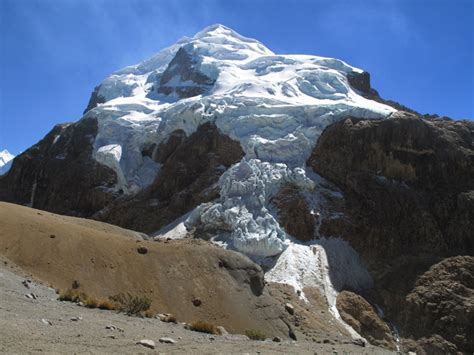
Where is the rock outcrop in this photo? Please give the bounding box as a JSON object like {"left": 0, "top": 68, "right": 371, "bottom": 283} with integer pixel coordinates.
{"left": 336, "top": 291, "right": 396, "bottom": 349}
{"left": 309, "top": 111, "right": 474, "bottom": 352}
{"left": 0, "top": 117, "right": 118, "bottom": 216}
{"left": 271, "top": 184, "right": 316, "bottom": 242}
{"left": 95, "top": 122, "right": 244, "bottom": 233}
{"left": 0, "top": 121, "right": 243, "bottom": 235}
{"left": 402, "top": 256, "right": 474, "bottom": 353}
{"left": 156, "top": 47, "right": 216, "bottom": 98}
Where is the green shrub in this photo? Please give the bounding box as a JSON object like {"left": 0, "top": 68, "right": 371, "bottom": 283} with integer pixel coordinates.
{"left": 109, "top": 293, "right": 151, "bottom": 316}
{"left": 245, "top": 329, "right": 266, "bottom": 341}
{"left": 189, "top": 320, "right": 218, "bottom": 334}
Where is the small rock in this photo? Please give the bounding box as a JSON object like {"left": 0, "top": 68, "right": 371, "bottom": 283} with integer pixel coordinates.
{"left": 216, "top": 326, "right": 229, "bottom": 335}
{"left": 41, "top": 318, "right": 52, "bottom": 326}
{"left": 105, "top": 325, "right": 117, "bottom": 330}
{"left": 159, "top": 337, "right": 176, "bottom": 344}
{"left": 137, "top": 339, "right": 155, "bottom": 349}
{"left": 407, "top": 352, "right": 417, "bottom": 355}
{"left": 70, "top": 317, "right": 82, "bottom": 322}
{"left": 352, "top": 338, "right": 366, "bottom": 347}
{"left": 192, "top": 298, "right": 202, "bottom": 307}
{"left": 289, "top": 328, "right": 297, "bottom": 341}
{"left": 273, "top": 336, "right": 282, "bottom": 342}
{"left": 285, "top": 303, "right": 295, "bottom": 315}
{"left": 25, "top": 293, "right": 37, "bottom": 300}
{"left": 106, "top": 335, "right": 115, "bottom": 339}
{"left": 72, "top": 280, "right": 80, "bottom": 289}
{"left": 22, "top": 280, "right": 30, "bottom": 289}
{"left": 209, "top": 336, "right": 215, "bottom": 341}
{"left": 177, "top": 336, "right": 182, "bottom": 340}
{"left": 137, "top": 246, "right": 148, "bottom": 254}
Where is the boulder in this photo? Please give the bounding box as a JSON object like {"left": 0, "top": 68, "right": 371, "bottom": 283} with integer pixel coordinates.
{"left": 336, "top": 291, "right": 395, "bottom": 349}
{"left": 137, "top": 339, "right": 155, "bottom": 349}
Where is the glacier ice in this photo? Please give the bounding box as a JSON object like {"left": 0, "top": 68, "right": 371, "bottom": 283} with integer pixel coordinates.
{"left": 82, "top": 23, "right": 396, "bottom": 258}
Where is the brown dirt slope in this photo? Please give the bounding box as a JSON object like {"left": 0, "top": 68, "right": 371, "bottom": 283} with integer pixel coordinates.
{"left": 0, "top": 202, "right": 290, "bottom": 338}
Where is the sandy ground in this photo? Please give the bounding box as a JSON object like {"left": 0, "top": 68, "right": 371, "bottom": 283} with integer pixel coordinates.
{"left": 0, "top": 202, "right": 395, "bottom": 353}
{"left": 0, "top": 259, "right": 394, "bottom": 354}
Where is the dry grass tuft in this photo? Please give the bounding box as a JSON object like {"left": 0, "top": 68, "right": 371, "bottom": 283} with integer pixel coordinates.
{"left": 245, "top": 329, "right": 266, "bottom": 341}
{"left": 98, "top": 299, "right": 116, "bottom": 310}
{"left": 109, "top": 293, "right": 151, "bottom": 316}
{"left": 189, "top": 320, "right": 219, "bottom": 335}
{"left": 58, "top": 289, "right": 87, "bottom": 303}
{"left": 144, "top": 310, "right": 156, "bottom": 318}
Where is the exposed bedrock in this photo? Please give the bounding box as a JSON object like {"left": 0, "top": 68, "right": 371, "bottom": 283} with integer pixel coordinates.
{"left": 308, "top": 111, "right": 474, "bottom": 352}
{"left": 84, "top": 85, "right": 106, "bottom": 113}
{"left": 0, "top": 117, "right": 118, "bottom": 216}
{"left": 95, "top": 122, "right": 244, "bottom": 234}
{"left": 336, "top": 291, "right": 396, "bottom": 350}
{"left": 271, "top": 183, "right": 316, "bottom": 242}
{"left": 156, "top": 47, "right": 217, "bottom": 98}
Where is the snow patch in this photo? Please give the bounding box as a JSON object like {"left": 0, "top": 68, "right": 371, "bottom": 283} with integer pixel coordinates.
{"left": 266, "top": 239, "right": 373, "bottom": 339}
{"left": 94, "top": 144, "right": 127, "bottom": 193}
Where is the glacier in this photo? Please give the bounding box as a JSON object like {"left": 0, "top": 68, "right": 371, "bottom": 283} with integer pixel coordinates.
{"left": 84, "top": 24, "right": 394, "bottom": 257}
{"left": 81, "top": 24, "right": 396, "bottom": 335}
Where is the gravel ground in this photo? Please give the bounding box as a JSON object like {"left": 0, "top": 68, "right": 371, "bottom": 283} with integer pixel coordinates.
{"left": 0, "top": 259, "right": 395, "bottom": 354}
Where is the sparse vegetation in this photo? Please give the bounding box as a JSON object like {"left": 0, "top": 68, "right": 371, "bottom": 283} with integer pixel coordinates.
{"left": 58, "top": 289, "right": 87, "bottom": 303}
{"left": 245, "top": 329, "right": 266, "bottom": 341}
{"left": 144, "top": 310, "right": 156, "bottom": 318}
{"left": 165, "top": 314, "right": 177, "bottom": 323}
{"left": 59, "top": 289, "right": 117, "bottom": 311}
{"left": 97, "top": 299, "right": 116, "bottom": 310}
{"left": 84, "top": 297, "right": 99, "bottom": 308}
{"left": 109, "top": 293, "right": 151, "bottom": 316}
{"left": 189, "top": 320, "right": 219, "bottom": 334}
{"left": 159, "top": 313, "right": 177, "bottom": 323}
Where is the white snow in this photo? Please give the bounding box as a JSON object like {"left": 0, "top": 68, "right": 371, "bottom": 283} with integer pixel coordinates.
{"left": 0, "top": 149, "right": 15, "bottom": 175}
{"left": 265, "top": 239, "right": 372, "bottom": 338}
{"left": 79, "top": 24, "right": 395, "bottom": 336}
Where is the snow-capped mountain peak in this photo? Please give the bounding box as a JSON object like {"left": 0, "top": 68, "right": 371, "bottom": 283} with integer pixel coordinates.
{"left": 0, "top": 149, "right": 15, "bottom": 175}
{"left": 0, "top": 149, "right": 14, "bottom": 166}
{"left": 82, "top": 24, "right": 395, "bottom": 262}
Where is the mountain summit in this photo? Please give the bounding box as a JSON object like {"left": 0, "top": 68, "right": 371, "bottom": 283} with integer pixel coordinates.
{"left": 0, "top": 25, "right": 472, "bottom": 353}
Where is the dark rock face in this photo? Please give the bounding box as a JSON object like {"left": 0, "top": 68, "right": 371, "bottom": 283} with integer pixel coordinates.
{"left": 0, "top": 117, "right": 117, "bottom": 216}
{"left": 157, "top": 47, "right": 216, "bottom": 98}
{"left": 0, "top": 119, "right": 242, "bottom": 235}
{"left": 402, "top": 256, "right": 474, "bottom": 353}
{"left": 308, "top": 111, "right": 474, "bottom": 352}
{"left": 271, "top": 184, "right": 316, "bottom": 242}
{"left": 83, "top": 85, "right": 106, "bottom": 113}
{"left": 96, "top": 122, "right": 244, "bottom": 233}
{"left": 336, "top": 291, "right": 396, "bottom": 350}
{"left": 347, "top": 71, "right": 420, "bottom": 115}
{"left": 217, "top": 251, "right": 265, "bottom": 296}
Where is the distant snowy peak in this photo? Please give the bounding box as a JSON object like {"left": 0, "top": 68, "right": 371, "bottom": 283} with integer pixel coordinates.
{"left": 0, "top": 149, "right": 14, "bottom": 167}
{"left": 0, "top": 149, "right": 15, "bottom": 175}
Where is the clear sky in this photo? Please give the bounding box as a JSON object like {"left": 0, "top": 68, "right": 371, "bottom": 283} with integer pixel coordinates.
{"left": 1, "top": 0, "right": 473, "bottom": 155}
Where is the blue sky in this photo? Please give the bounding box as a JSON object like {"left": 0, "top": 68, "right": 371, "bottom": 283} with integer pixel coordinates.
{"left": 0, "top": 0, "right": 473, "bottom": 155}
